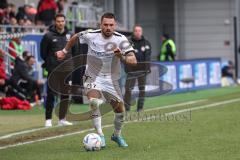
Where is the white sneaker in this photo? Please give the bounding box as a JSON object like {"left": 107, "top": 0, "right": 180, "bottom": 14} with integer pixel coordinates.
{"left": 58, "top": 119, "right": 73, "bottom": 126}
{"left": 45, "top": 119, "right": 52, "bottom": 127}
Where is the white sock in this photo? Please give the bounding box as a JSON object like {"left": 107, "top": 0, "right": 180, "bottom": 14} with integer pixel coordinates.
{"left": 93, "top": 117, "right": 104, "bottom": 136}
{"left": 114, "top": 112, "right": 124, "bottom": 136}
{"left": 89, "top": 98, "right": 104, "bottom": 136}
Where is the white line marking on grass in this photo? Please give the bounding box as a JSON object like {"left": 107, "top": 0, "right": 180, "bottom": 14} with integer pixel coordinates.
{"left": 165, "top": 98, "right": 240, "bottom": 116}
{"left": 0, "top": 100, "right": 205, "bottom": 140}
{"left": 0, "top": 126, "right": 111, "bottom": 150}
{"left": 0, "top": 125, "right": 71, "bottom": 140}
{"left": 0, "top": 127, "right": 50, "bottom": 140}
{"left": 145, "top": 99, "right": 207, "bottom": 112}
{"left": 0, "top": 98, "right": 239, "bottom": 150}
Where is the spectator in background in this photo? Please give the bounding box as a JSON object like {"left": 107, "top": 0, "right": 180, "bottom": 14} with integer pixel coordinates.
{"left": 6, "top": 16, "right": 17, "bottom": 32}
{"left": 1, "top": 3, "right": 13, "bottom": 24}
{"left": 10, "top": 55, "right": 43, "bottom": 101}
{"left": 25, "top": 55, "right": 43, "bottom": 101}
{"left": 9, "top": 37, "right": 24, "bottom": 68}
{"left": 57, "top": 0, "right": 67, "bottom": 13}
{"left": 0, "top": 49, "right": 7, "bottom": 92}
{"left": 16, "top": 6, "right": 27, "bottom": 22}
{"left": 9, "top": 16, "right": 17, "bottom": 25}
{"left": 21, "top": 51, "right": 31, "bottom": 61}
{"left": 17, "top": 18, "right": 25, "bottom": 32}
{"left": 0, "top": 0, "right": 8, "bottom": 10}
{"left": 66, "top": 1, "right": 78, "bottom": 30}
{"left": 24, "top": 4, "right": 37, "bottom": 22}
{"left": 0, "top": 0, "right": 8, "bottom": 24}
{"left": 36, "top": 0, "right": 57, "bottom": 26}
{"left": 8, "top": 3, "right": 16, "bottom": 18}
{"left": 221, "top": 61, "right": 236, "bottom": 86}
{"left": 159, "top": 34, "right": 176, "bottom": 61}
{"left": 6, "top": 51, "right": 30, "bottom": 99}
{"left": 16, "top": 5, "right": 35, "bottom": 23}
{"left": 0, "top": 10, "right": 4, "bottom": 24}
{"left": 124, "top": 25, "right": 151, "bottom": 112}
{"left": 40, "top": 13, "right": 73, "bottom": 127}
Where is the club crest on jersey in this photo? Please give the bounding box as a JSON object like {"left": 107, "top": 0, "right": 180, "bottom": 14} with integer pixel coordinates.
{"left": 66, "top": 34, "right": 71, "bottom": 41}
{"left": 104, "top": 42, "right": 117, "bottom": 52}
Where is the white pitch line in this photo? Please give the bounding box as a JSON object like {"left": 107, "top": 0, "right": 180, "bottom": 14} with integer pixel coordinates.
{"left": 0, "top": 127, "right": 53, "bottom": 140}
{"left": 145, "top": 99, "right": 206, "bottom": 112}
{"left": 0, "top": 98, "right": 239, "bottom": 150}
{"left": 165, "top": 98, "right": 240, "bottom": 116}
{"left": 0, "top": 99, "right": 205, "bottom": 140}
{"left": 0, "top": 124, "right": 76, "bottom": 140}
{"left": 0, "top": 126, "right": 108, "bottom": 150}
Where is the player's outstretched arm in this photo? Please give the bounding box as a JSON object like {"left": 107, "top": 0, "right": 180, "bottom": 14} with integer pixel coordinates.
{"left": 56, "top": 34, "right": 79, "bottom": 60}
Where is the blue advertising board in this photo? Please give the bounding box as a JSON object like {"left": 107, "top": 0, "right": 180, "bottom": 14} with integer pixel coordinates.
{"left": 22, "top": 34, "right": 43, "bottom": 62}
{"left": 156, "top": 58, "right": 221, "bottom": 93}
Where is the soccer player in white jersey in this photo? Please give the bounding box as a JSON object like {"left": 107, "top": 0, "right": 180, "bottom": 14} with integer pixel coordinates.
{"left": 56, "top": 13, "right": 137, "bottom": 148}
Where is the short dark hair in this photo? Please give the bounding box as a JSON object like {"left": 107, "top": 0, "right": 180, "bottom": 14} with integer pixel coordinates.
{"left": 22, "top": 51, "right": 30, "bottom": 58}
{"left": 26, "top": 55, "right": 35, "bottom": 62}
{"left": 54, "top": 13, "right": 66, "bottom": 20}
{"left": 101, "top": 12, "right": 116, "bottom": 22}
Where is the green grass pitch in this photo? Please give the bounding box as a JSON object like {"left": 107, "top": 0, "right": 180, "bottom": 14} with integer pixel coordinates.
{"left": 0, "top": 86, "right": 240, "bottom": 160}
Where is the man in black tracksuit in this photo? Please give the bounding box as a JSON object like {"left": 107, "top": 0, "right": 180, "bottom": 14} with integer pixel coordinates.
{"left": 124, "top": 25, "right": 151, "bottom": 112}
{"left": 9, "top": 55, "right": 43, "bottom": 100}
{"left": 40, "top": 13, "right": 74, "bottom": 127}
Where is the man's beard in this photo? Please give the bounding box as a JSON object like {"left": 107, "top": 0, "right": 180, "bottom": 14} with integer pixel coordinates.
{"left": 102, "top": 30, "right": 113, "bottom": 38}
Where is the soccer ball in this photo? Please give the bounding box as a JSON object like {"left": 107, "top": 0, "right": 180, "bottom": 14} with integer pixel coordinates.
{"left": 83, "top": 133, "right": 102, "bottom": 151}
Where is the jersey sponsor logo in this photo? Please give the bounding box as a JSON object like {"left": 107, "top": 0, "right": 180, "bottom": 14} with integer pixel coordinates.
{"left": 92, "top": 50, "right": 113, "bottom": 57}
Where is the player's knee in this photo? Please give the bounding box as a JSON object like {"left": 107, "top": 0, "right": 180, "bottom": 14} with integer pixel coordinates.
{"left": 111, "top": 100, "right": 125, "bottom": 113}
{"left": 89, "top": 98, "right": 104, "bottom": 109}
{"left": 87, "top": 90, "right": 101, "bottom": 99}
